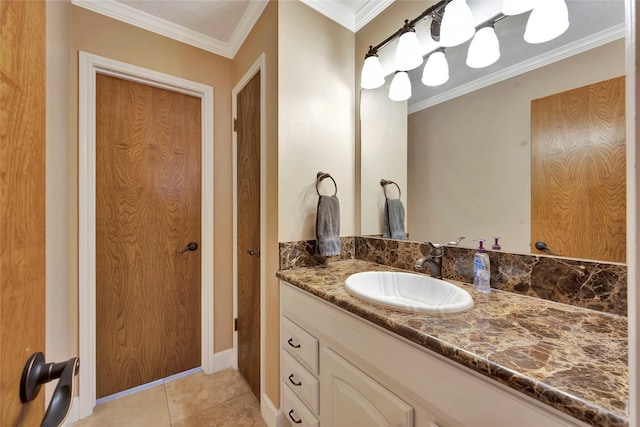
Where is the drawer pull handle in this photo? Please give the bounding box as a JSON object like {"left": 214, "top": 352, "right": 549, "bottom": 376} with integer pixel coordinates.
{"left": 288, "top": 409, "right": 302, "bottom": 424}
{"left": 287, "top": 338, "right": 301, "bottom": 349}
{"left": 288, "top": 373, "right": 302, "bottom": 386}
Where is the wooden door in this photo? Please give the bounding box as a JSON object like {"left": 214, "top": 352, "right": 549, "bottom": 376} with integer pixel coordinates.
{"left": 1, "top": 1, "right": 46, "bottom": 425}
{"left": 531, "top": 76, "right": 626, "bottom": 262}
{"left": 96, "top": 74, "right": 202, "bottom": 398}
{"left": 236, "top": 71, "right": 261, "bottom": 400}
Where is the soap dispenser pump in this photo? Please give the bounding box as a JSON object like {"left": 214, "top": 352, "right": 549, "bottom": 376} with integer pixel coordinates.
{"left": 492, "top": 237, "right": 501, "bottom": 250}
{"left": 473, "top": 239, "right": 491, "bottom": 294}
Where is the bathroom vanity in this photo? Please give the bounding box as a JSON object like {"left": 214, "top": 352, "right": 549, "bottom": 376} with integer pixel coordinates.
{"left": 277, "top": 260, "right": 628, "bottom": 427}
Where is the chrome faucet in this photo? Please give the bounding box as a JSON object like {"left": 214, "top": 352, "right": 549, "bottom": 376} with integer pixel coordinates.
{"left": 447, "top": 236, "right": 465, "bottom": 246}
{"left": 414, "top": 242, "right": 443, "bottom": 279}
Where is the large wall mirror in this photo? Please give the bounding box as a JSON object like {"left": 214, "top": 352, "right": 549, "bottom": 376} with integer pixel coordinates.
{"left": 360, "top": 1, "right": 626, "bottom": 263}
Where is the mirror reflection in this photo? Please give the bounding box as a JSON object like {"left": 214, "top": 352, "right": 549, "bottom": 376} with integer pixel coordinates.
{"left": 360, "top": 1, "right": 626, "bottom": 263}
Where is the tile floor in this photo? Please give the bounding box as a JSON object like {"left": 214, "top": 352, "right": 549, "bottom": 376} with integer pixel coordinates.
{"left": 71, "top": 368, "right": 267, "bottom": 427}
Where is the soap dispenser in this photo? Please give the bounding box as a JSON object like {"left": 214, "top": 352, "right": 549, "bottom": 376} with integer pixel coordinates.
{"left": 492, "top": 237, "right": 501, "bottom": 250}
{"left": 473, "top": 239, "right": 491, "bottom": 294}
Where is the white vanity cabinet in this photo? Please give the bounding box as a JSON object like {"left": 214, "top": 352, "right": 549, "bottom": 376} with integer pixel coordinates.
{"left": 280, "top": 281, "right": 589, "bottom": 427}
{"left": 281, "top": 316, "right": 320, "bottom": 426}
{"left": 322, "top": 347, "right": 413, "bottom": 426}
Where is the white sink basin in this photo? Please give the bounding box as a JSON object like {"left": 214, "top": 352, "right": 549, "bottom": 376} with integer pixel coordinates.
{"left": 345, "top": 271, "right": 473, "bottom": 314}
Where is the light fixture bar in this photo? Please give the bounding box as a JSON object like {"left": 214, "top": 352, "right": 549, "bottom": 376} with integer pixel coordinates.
{"left": 366, "top": 0, "right": 450, "bottom": 57}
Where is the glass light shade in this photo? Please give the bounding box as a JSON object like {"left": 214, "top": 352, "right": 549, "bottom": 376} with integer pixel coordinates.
{"left": 439, "top": 0, "right": 476, "bottom": 47}
{"left": 466, "top": 27, "right": 500, "bottom": 68}
{"left": 524, "top": 0, "right": 569, "bottom": 44}
{"left": 388, "top": 71, "right": 412, "bottom": 101}
{"left": 421, "top": 51, "right": 449, "bottom": 87}
{"left": 360, "top": 55, "right": 385, "bottom": 89}
{"left": 501, "top": 0, "right": 535, "bottom": 16}
{"left": 395, "top": 30, "right": 424, "bottom": 71}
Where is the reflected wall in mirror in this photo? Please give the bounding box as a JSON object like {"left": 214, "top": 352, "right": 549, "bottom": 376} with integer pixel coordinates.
{"left": 360, "top": 86, "right": 407, "bottom": 237}
{"left": 406, "top": 40, "right": 625, "bottom": 259}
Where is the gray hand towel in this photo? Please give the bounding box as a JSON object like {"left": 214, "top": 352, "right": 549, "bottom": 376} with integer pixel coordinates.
{"left": 316, "top": 195, "right": 341, "bottom": 256}
{"left": 383, "top": 198, "right": 407, "bottom": 240}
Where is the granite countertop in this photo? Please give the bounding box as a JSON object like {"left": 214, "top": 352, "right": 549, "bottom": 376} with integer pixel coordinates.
{"left": 276, "top": 259, "right": 628, "bottom": 427}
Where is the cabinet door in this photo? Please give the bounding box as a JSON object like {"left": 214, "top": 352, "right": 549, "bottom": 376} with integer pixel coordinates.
{"left": 321, "top": 347, "right": 413, "bottom": 427}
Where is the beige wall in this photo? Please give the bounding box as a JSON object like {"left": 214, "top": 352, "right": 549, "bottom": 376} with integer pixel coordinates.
{"left": 231, "top": 0, "right": 280, "bottom": 406}
{"left": 360, "top": 86, "right": 407, "bottom": 235}
{"left": 408, "top": 39, "right": 626, "bottom": 253}
{"left": 70, "top": 6, "right": 234, "bottom": 354}
{"left": 278, "top": 1, "right": 356, "bottom": 242}
{"left": 46, "top": 0, "right": 73, "bottom": 403}
{"left": 45, "top": 0, "right": 354, "bottom": 412}
{"left": 355, "top": 1, "right": 430, "bottom": 234}
{"left": 45, "top": 2, "right": 237, "bottom": 379}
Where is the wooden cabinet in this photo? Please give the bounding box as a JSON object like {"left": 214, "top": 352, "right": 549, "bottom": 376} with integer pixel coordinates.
{"left": 280, "top": 281, "right": 588, "bottom": 427}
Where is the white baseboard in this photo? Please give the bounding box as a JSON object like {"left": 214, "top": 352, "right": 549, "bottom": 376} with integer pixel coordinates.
{"left": 211, "top": 348, "right": 234, "bottom": 373}
{"left": 61, "top": 396, "right": 80, "bottom": 426}
{"left": 261, "top": 392, "right": 286, "bottom": 427}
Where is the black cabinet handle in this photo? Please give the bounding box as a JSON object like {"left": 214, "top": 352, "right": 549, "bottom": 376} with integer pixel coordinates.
{"left": 288, "top": 373, "right": 302, "bottom": 386}
{"left": 288, "top": 409, "right": 302, "bottom": 424}
{"left": 287, "top": 338, "right": 301, "bottom": 349}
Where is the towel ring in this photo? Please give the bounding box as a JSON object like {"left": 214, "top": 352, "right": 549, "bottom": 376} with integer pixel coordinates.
{"left": 380, "top": 179, "right": 401, "bottom": 199}
{"left": 316, "top": 172, "right": 337, "bottom": 196}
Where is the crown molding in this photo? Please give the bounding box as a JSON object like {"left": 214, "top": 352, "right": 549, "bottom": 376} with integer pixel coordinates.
{"left": 72, "top": 0, "right": 267, "bottom": 59}
{"left": 301, "top": 0, "right": 393, "bottom": 33}
{"left": 355, "top": 0, "right": 394, "bottom": 32}
{"left": 228, "top": 1, "right": 269, "bottom": 57}
{"left": 408, "top": 24, "right": 625, "bottom": 114}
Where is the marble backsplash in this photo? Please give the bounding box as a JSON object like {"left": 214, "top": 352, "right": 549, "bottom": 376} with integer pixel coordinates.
{"left": 279, "top": 236, "right": 627, "bottom": 316}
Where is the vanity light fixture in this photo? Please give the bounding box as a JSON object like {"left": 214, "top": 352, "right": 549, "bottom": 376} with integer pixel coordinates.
{"left": 360, "top": 46, "right": 385, "bottom": 89}
{"left": 501, "top": 0, "right": 534, "bottom": 16}
{"left": 421, "top": 49, "right": 449, "bottom": 87}
{"left": 395, "top": 21, "right": 424, "bottom": 71}
{"left": 466, "top": 24, "right": 501, "bottom": 68}
{"left": 524, "top": 0, "right": 569, "bottom": 44}
{"left": 439, "top": 0, "right": 476, "bottom": 47}
{"left": 388, "top": 71, "right": 412, "bottom": 101}
{"left": 360, "top": 0, "right": 570, "bottom": 102}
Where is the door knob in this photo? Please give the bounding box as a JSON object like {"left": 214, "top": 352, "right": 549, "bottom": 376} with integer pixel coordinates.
{"left": 246, "top": 248, "right": 260, "bottom": 257}
{"left": 21, "top": 352, "right": 80, "bottom": 427}
{"left": 177, "top": 242, "right": 198, "bottom": 254}
{"left": 534, "top": 241, "right": 555, "bottom": 254}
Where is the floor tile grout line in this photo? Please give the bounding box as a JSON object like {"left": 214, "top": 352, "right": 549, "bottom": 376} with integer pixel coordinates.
{"left": 162, "top": 380, "right": 172, "bottom": 426}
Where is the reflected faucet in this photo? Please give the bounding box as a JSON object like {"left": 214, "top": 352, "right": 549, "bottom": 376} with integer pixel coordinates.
{"left": 447, "top": 236, "right": 465, "bottom": 246}
{"left": 414, "top": 242, "right": 443, "bottom": 279}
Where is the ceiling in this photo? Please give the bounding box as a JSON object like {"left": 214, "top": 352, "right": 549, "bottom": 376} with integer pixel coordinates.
{"left": 71, "top": 0, "right": 394, "bottom": 58}
{"left": 71, "top": 0, "right": 626, "bottom": 110}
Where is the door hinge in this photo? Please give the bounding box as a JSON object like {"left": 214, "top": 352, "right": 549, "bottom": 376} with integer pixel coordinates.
{"left": 233, "top": 118, "right": 237, "bottom": 132}
{"left": 234, "top": 317, "right": 238, "bottom": 331}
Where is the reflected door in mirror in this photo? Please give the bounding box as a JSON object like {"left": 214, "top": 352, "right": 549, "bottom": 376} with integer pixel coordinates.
{"left": 531, "top": 76, "right": 626, "bottom": 262}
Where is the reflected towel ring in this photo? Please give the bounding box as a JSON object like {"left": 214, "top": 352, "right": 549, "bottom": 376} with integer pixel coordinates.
{"left": 380, "top": 179, "right": 401, "bottom": 199}
{"left": 316, "top": 171, "right": 338, "bottom": 196}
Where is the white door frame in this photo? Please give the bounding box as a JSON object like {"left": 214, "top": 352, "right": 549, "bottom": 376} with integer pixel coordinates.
{"left": 231, "top": 53, "right": 267, "bottom": 402}
{"left": 78, "top": 52, "right": 215, "bottom": 418}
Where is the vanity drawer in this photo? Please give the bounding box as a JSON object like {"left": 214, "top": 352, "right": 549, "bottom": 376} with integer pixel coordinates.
{"left": 283, "top": 383, "right": 320, "bottom": 427}
{"left": 282, "top": 316, "right": 319, "bottom": 374}
{"left": 282, "top": 350, "right": 320, "bottom": 414}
